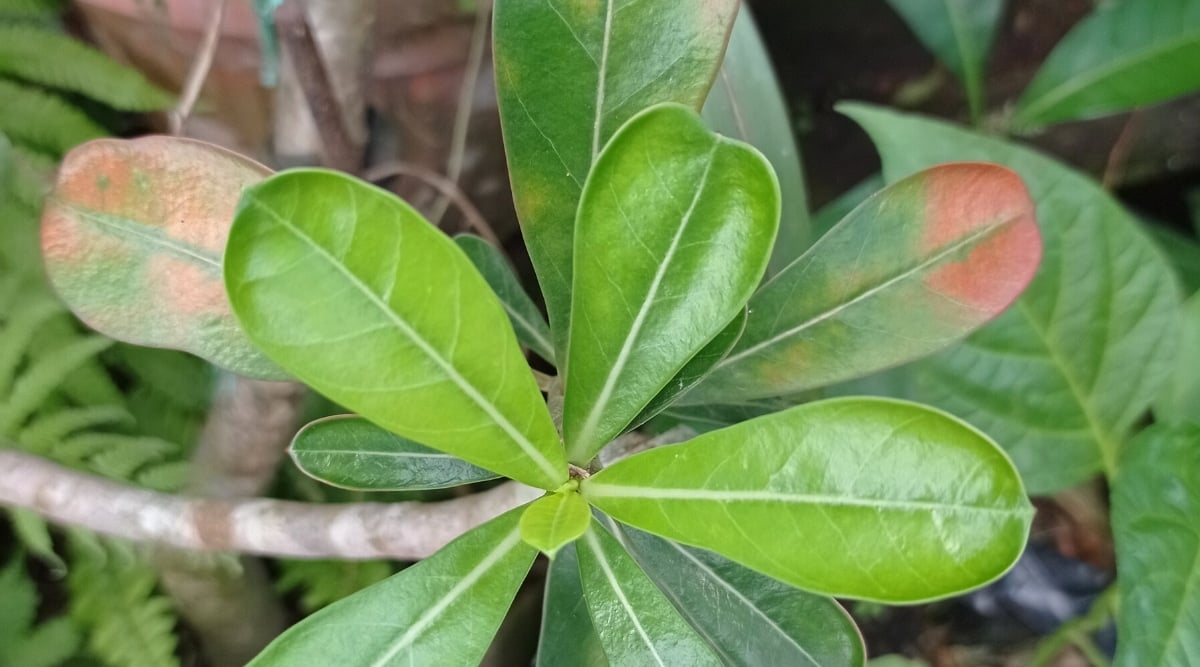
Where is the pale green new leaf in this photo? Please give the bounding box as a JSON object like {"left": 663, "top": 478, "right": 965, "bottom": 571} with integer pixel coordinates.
{"left": 584, "top": 398, "right": 1033, "bottom": 603}
{"left": 226, "top": 169, "right": 567, "bottom": 490}
{"left": 250, "top": 508, "right": 535, "bottom": 667}
{"left": 563, "top": 104, "right": 778, "bottom": 462}
{"left": 1112, "top": 424, "right": 1200, "bottom": 666}
{"left": 455, "top": 234, "right": 554, "bottom": 363}
{"left": 536, "top": 543, "right": 609, "bottom": 667}
{"left": 577, "top": 523, "right": 722, "bottom": 666}
{"left": 519, "top": 489, "right": 590, "bottom": 558}
{"left": 289, "top": 415, "right": 498, "bottom": 491}
{"left": 844, "top": 104, "right": 1181, "bottom": 493}
{"left": 1154, "top": 293, "right": 1200, "bottom": 424}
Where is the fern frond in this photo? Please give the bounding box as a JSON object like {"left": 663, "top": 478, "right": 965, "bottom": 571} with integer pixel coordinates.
{"left": 86, "top": 435, "right": 178, "bottom": 479}
{"left": 29, "top": 315, "right": 125, "bottom": 407}
{"left": 0, "top": 554, "right": 82, "bottom": 667}
{"left": 0, "top": 26, "right": 173, "bottom": 111}
{"left": 7, "top": 617, "right": 82, "bottom": 667}
{"left": 0, "top": 334, "right": 112, "bottom": 435}
{"left": 0, "top": 555, "right": 37, "bottom": 643}
{"left": 0, "top": 0, "right": 64, "bottom": 20}
{"left": 7, "top": 507, "right": 66, "bottom": 571}
{"left": 0, "top": 295, "right": 63, "bottom": 395}
{"left": 134, "top": 460, "right": 191, "bottom": 492}
{"left": 10, "top": 141, "right": 55, "bottom": 208}
{"left": 0, "top": 78, "right": 105, "bottom": 154}
{"left": 276, "top": 558, "right": 394, "bottom": 613}
{"left": 19, "top": 404, "right": 132, "bottom": 451}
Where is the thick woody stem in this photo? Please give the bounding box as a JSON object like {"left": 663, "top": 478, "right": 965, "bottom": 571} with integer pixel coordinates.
{"left": 0, "top": 449, "right": 542, "bottom": 560}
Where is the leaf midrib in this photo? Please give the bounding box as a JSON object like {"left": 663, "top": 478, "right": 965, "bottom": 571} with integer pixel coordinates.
{"left": 583, "top": 529, "right": 667, "bottom": 667}
{"left": 62, "top": 203, "right": 220, "bottom": 269}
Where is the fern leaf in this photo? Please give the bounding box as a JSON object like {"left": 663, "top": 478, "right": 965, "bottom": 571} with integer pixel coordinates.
{"left": 0, "top": 553, "right": 82, "bottom": 667}
{"left": 0, "top": 555, "right": 37, "bottom": 644}
{"left": 11, "top": 142, "right": 55, "bottom": 208}
{"left": 0, "top": 0, "right": 65, "bottom": 20}
{"left": 134, "top": 460, "right": 191, "bottom": 492}
{"left": 0, "top": 295, "right": 63, "bottom": 396}
{"left": 86, "top": 435, "right": 178, "bottom": 480}
{"left": 0, "top": 334, "right": 112, "bottom": 435}
{"left": 0, "top": 26, "right": 172, "bottom": 111}
{"left": 29, "top": 315, "right": 125, "bottom": 407}
{"left": 7, "top": 507, "right": 66, "bottom": 572}
{"left": 19, "top": 404, "right": 132, "bottom": 451}
{"left": 276, "top": 558, "right": 394, "bottom": 613}
{"left": 0, "top": 78, "right": 105, "bottom": 154}
{"left": 7, "top": 617, "right": 82, "bottom": 667}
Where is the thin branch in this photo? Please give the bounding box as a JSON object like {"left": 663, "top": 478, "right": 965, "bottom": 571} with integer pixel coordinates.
{"left": 1103, "top": 110, "right": 1144, "bottom": 190}
{"left": 365, "top": 160, "right": 503, "bottom": 246}
{"left": 168, "top": 0, "right": 228, "bottom": 136}
{"left": 0, "top": 449, "right": 542, "bottom": 561}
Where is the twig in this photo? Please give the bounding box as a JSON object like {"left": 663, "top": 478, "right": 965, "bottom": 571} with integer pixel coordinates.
{"left": 168, "top": 0, "right": 228, "bottom": 136}
{"left": 0, "top": 449, "right": 542, "bottom": 561}
{"left": 1103, "top": 110, "right": 1144, "bottom": 190}
{"left": 365, "top": 160, "right": 503, "bottom": 246}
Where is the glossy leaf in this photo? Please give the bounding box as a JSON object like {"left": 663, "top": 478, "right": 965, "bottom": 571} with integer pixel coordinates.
{"left": 1154, "top": 293, "right": 1200, "bottom": 424}
{"left": 455, "top": 234, "right": 555, "bottom": 363}
{"left": 885, "top": 0, "right": 1005, "bottom": 123}
{"left": 563, "top": 104, "right": 779, "bottom": 462}
{"left": 1014, "top": 0, "right": 1200, "bottom": 128}
{"left": 1112, "top": 424, "right": 1200, "bottom": 666}
{"left": 289, "top": 415, "right": 498, "bottom": 491}
{"left": 577, "top": 523, "right": 722, "bottom": 666}
{"left": 536, "top": 543, "right": 609, "bottom": 667}
{"left": 225, "top": 169, "right": 567, "bottom": 490}
{"left": 703, "top": 6, "right": 811, "bottom": 272}
{"left": 844, "top": 104, "right": 1181, "bottom": 493}
{"left": 583, "top": 397, "right": 1033, "bottom": 603}
{"left": 40, "top": 137, "right": 285, "bottom": 379}
{"left": 494, "top": 0, "right": 739, "bottom": 359}
{"left": 249, "top": 508, "right": 535, "bottom": 666}
{"left": 520, "top": 489, "right": 590, "bottom": 558}
{"left": 687, "top": 162, "right": 1040, "bottom": 404}
{"left": 611, "top": 522, "right": 866, "bottom": 666}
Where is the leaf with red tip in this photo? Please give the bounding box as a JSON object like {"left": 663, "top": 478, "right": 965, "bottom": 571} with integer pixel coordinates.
{"left": 40, "top": 136, "right": 286, "bottom": 379}
{"left": 685, "top": 162, "right": 1041, "bottom": 404}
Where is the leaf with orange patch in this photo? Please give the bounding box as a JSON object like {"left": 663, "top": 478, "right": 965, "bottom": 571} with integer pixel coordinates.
{"left": 40, "top": 136, "right": 287, "bottom": 379}
{"left": 683, "top": 162, "right": 1041, "bottom": 404}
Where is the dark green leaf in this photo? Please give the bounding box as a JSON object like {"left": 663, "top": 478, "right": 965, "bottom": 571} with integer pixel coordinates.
{"left": 563, "top": 104, "right": 778, "bottom": 462}
{"left": 226, "top": 169, "right": 567, "bottom": 490}
{"left": 519, "top": 489, "right": 590, "bottom": 558}
{"left": 811, "top": 174, "right": 885, "bottom": 240}
{"left": 536, "top": 543, "right": 609, "bottom": 667}
{"left": 455, "top": 234, "right": 555, "bottom": 363}
{"left": 1145, "top": 223, "right": 1200, "bottom": 295}
{"left": 584, "top": 397, "right": 1033, "bottom": 603}
{"left": 289, "top": 415, "right": 499, "bottom": 491}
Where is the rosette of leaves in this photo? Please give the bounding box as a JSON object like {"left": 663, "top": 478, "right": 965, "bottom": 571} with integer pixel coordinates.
{"left": 41, "top": 2, "right": 1045, "bottom": 664}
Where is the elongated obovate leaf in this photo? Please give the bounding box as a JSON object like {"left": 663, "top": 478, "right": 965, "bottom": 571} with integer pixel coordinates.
{"left": 686, "top": 162, "right": 1040, "bottom": 405}
{"left": 885, "top": 0, "right": 1004, "bottom": 124}
{"left": 562, "top": 104, "right": 778, "bottom": 462}
{"left": 1014, "top": 0, "right": 1200, "bottom": 128}
{"left": 577, "top": 523, "right": 722, "bottom": 666}
{"left": 40, "top": 137, "right": 286, "bottom": 379}
{"left": 225, "top": 170, "right": 567, "bottom": 490}
{"left": 519, "top": 489, "right": 590, "bottom": 558}
{"left": 289, "top": 415, "right": 498, "bottom": 491}
{"left": 703, "top": 6, "right": 811, "bottom": 272}
{"left": 1154, "top": 293, "right": 1200, "bottom": 424}
{"left": 611, "top": 523, "right": 866, "bottom": 666}
{"left": 844, "top": 104, "right": 1181, "bottom": 493}
{"left": 250, "top": 508, "right": 535, "bottom": 666}
{"left": 1112, "top": 424, "right": 1200, "bottom": 666}
{"left": 584, "top": 398, "right": 1033, "bottom": 603}
{"left": 536, "top": 543, "right": 609, "bottom": 667}
{"left": 494, "top": 0, "right": 739, "bottom": 359}
{"left": 454, "top": 235, "right": 555, "bottom": 363}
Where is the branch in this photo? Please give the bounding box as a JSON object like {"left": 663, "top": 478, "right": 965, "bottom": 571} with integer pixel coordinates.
{"left": 167, "top": 0, "right": 228, "bottom": 135}
{"left": 0, "top": 450, "right": 542, "bottom": 561}
{"left": 364, "top": 160, "right": 503, "bottom": 247}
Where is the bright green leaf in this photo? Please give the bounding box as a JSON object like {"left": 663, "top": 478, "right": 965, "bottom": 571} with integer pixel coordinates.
{"left": 1112, "top": 424, "right": 1200, "bottom": 666}
{"left": 885, "top": 0, "right": 1005, "bottom": 124}
{"left": 703, "top": 6, "right": 811, "bottom": 273}
{"left": 454, "top": 234, "right": 555, "bottom": 363}
{"left": 41, "top": 136, "right": 286, "bottom": 379}
{"left": 611, "top": 522, "right": 866, "bottom": 666}
{"left": 225, "top": 169, "right": 568, "bottom": 490}
{"left": 519, "top": 489, "right": 590, "bottom": 558}
{"left": 1154, "top": 293, "right": 1200, "bottom": 424}
{"left": 687, "top": 162, "right": 1040, "bottom": 405}
{"left": 563, "top": 104, "right": 779, "bottom": 462}
{"left": 583, "top": 397, "right": 1033, "bottom": 603}
{"left": 577, "top": 523, "right": 722, "bottom": 666}
{"left": 1014, "top": 0, "right": 1200, "bottom": 128}
{"left": 536, "top": 543, "right": 609, "bottom": 667}
{"left": 494, "top": 0, "right": 739, "bottom": 359}
{"left": 289, "top": 415, "right": 499, "bottom": 491}
{"left": 844, "top": 104, "right": 1182, "bottom": 493}
{"left": 250, "top": 508, "right": 535, "bottom": 666}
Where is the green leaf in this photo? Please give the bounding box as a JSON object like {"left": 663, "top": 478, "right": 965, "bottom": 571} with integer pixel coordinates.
{"left": 885, "top": 0, "right": 1005, "bottom": 124}
{"left": 289, "top": 415, "right": 499, "bottom": 491}
{"left": 537, "top": 543, "right": 609, "bottom": 667}
{"left": 225, "top": 169, "right": 568, "bottom": 490}
{"left": 1146, "top": 223, "right": 1200, "bottom": 295}
{"left": 843, "top": 104, "right": 1182, "bottom": 493}
{"left": 1014, "top": 0, "right": 1200, "bottom": 128}
{"left": 610, "top": 522, "right": 866, "bottom": 666}
{"left": 703, "top": 6, "right": 811, "bottom": 273}
{"left": 1112, "top": 423, "right": 1200, "bottom": 666}
{"left": 494, "top": 0, "right": 739, "bottom": 359}
{"left": 686, "top": 162, "right": 1041, "bottom": 405}
{"left": 249, "top": 508, "right": 536, "bottom": 667}
{"left": 811, "top": 173, "right": 885, "bottom": 240}
{"left": 454, "top": 234, "right": 555, "bottom": 363}
{"left": 577, "top": 523, "right": 722, "bottom": 666}
{"left": 0, "top": 79, "right": 105, "bottom": 155}
{"left": 583, "top": 397, "right": 1033, "bottom": 603}
{"left": 41, "top": 136, "right": 286, "bottom": 379}
{"left": 519, "top": 488, "right": 590, "bottom": 558}
{"left": 562, "top": 104, "right": 779, "bottom": 462}
{"left": 1154, "top": 293, "right": 1200, "bottom": 424}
